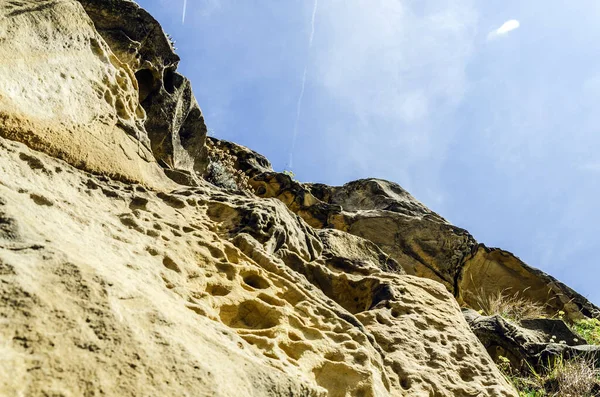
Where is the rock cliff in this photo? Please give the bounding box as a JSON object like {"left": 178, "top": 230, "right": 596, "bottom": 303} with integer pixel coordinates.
{"left": 0, "top": 1, "right": 597, "bottom": 396}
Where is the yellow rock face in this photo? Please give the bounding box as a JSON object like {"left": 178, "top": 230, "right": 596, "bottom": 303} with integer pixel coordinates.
{"left": 0, "top": 0, "right": 170, "bottom": 188}
{"left": 6, "top": 2, "right": 588, "bottom": 396}
{"left": 0, "top": 137, "right": 517, "bottom": 396}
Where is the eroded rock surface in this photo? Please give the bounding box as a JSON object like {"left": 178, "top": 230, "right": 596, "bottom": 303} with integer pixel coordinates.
{"left": 2, "top": 1, "right": 597, "bottom": 396}
{"left": 0, "top": 137, "right": 516, "bottom": 396}
{"left": 78, "top": 0, "right": 208, "bottom": 173}
{"left": 0, "top": 0, "right": 207, "bottom": 188}
{"left": 0, "top": 0, "right": 170, "bottom": 186}
{"left": 220, "top": 141, "right": 598, "bottom": 320}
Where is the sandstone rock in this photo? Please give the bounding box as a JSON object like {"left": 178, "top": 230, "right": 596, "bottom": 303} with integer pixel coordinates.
{"left": 0, "top": 0, "right": 170, "bottom": 187}
{"left": 248, "top": 171, "right": 479, "bottom": 291}
{"left": 3, "top": 1, "right": 594, "bottom": 396}
{"left": 537, "top": 343, "right": 600, "bottom": 367}
{"left": 0, "top": 137, "right": 516, "bottom": 396}
{"left": 250, "top": 171, "right": 342, "bottom": 229}
{"left": 236, "top": 157, "right": 599, "bottom": 320}
{"left": 77, "top": 0, "right": 208, "bottom": 174}
{"left": 206, "top": 137, "right": 273, "bottom": 178}
{"left": 307, "top": 179, "right": 446, "bottom": 222}
{"left": 318, "top": 229, "right": 405, "bottom": 276}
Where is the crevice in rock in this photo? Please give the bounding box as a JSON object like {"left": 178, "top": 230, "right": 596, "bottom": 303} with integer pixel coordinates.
{"left": 163, "top": 67, "right": 176, "bottom": 94}
{"left": 134, "top": 69, "right": 155, "bottom": 103}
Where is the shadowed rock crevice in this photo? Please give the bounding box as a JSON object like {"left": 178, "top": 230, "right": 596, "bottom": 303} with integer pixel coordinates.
{"left": 134, "top": 68, "right": 156, "bottom": 102}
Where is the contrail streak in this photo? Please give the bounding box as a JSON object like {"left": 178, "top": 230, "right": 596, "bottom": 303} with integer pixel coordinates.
{"left": 289, "top": 67, "right": 308, "bottom": 169}
{"left": 288, "top": 0, "right": 318, "bottom": 169}
{"left": 308, "top": 0, "right": 318, "bottom": 46}
{"left": 182, "top": 0, "right": 187, "bottom": 24}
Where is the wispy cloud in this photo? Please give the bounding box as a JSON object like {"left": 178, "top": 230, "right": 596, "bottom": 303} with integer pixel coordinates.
{"left": 487, "top": 19, "right": 520, "bottom": 40}
{"left": 311, "top": 0, "right": 478, "bottom": 190}
{"left": 182, "top": 0, "right": 187, "bottom": 24}
{"left": 288, "top": 0, "right": 319, "bottom": 169}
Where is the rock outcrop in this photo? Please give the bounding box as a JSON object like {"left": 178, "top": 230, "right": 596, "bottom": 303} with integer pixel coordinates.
{"left": 0, "top": 0, "right": 167, "bottom": 186}
{"left": 459, "top": 246, "right": 599, "bottom": 321}
{"left": 216, "top": 138, "right": 597, "bottom": 321}
{"left": 464, "top": 309, "right": 600, "bottom": 371}
{"left": 0, "top": 0, "right": 207, "bottom": 188}
{"left": 78, "top": 0, "right": 208, "bottom": 174}
{"left": 1, "top": 1, "right": 598, "bottom": 396}
{"left": 0, "top": 137, "right": 515, "bottom": 396}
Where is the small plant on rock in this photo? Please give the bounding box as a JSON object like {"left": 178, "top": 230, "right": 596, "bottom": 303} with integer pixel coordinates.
{"left": 549, "top": 357, "right": 599, "bottom": 397}
{"left": 571, "top": 318, "right": 600, "bottom": 345}
{"left": 166, "top": 33, "right": 177, "bottom": 50}
{"left": 497, "top": 355, "right": 600, "bottom": 397}
{"left": 472, "top": 288, "right": 547, "bottom": 323}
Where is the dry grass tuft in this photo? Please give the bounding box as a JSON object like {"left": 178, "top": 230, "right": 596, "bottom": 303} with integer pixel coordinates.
{"left": 472, "top": 288, "right": 547, "bottom": 323}
{"left": 502, "top": 355, "right": 600, "bottom": 397}
{"left": 551, "top": 358, "right": 599, "bottom": 396}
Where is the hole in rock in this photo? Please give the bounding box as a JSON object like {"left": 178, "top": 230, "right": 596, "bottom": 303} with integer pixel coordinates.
{"left": 219, "top": 300, "right": 279, "bottom": 330}
{"left": 162, "top": 256, "right": 181, "bottom": 273}
{"left": 400, "top": 377, "right": 411, "bottom": 390}
{"left": 242, "top": 273, "right": 270, "bottom": 289}
{"left": 163, "top": 68, "right": 176, "bottom": 94}
{"left": 205, "top": 283, "right": 231, "bottom": 297}
{"left": 135, "top": 69, "right": 155, "bottom": 102}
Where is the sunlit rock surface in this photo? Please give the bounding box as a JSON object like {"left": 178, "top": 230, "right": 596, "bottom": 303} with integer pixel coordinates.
{"left": 0, "top": 137, "right": 515, "bottom": 396}
{"left": 0, "top": 0, "right": 168, "bottom": 187}
{"left": 1, "top": 1, "right": 597, "bottom": 396}
{"left": 78, "top": 0, "right": 208, "bottom": 173}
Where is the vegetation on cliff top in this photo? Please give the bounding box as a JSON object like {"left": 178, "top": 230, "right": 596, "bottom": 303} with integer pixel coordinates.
{"left": 474, "top": 290, "right": 600, "bottom": 396}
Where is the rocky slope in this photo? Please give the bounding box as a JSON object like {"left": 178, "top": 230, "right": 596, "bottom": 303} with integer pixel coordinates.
{"left": 219, "top": 138, "right": 598, "bottom": 321}
{"left": 0, "top": 1, "right": 597, "bottom": 396}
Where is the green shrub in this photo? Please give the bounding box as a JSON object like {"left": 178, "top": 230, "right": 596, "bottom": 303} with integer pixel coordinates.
{"left": 571, "top": 318, "right": 600, "bottom": 345}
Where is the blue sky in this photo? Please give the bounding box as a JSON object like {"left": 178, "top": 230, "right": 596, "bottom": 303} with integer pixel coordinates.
{"left": 136, "top": 0, "right": 600, "bottom": 305}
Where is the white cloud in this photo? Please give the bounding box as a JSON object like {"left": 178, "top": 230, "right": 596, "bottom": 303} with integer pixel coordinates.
{"left": 487, "top": 19, "right": 520, "bottom": 40}
{"left": 311, "top": 0, "right": 478, "bottom": 188}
